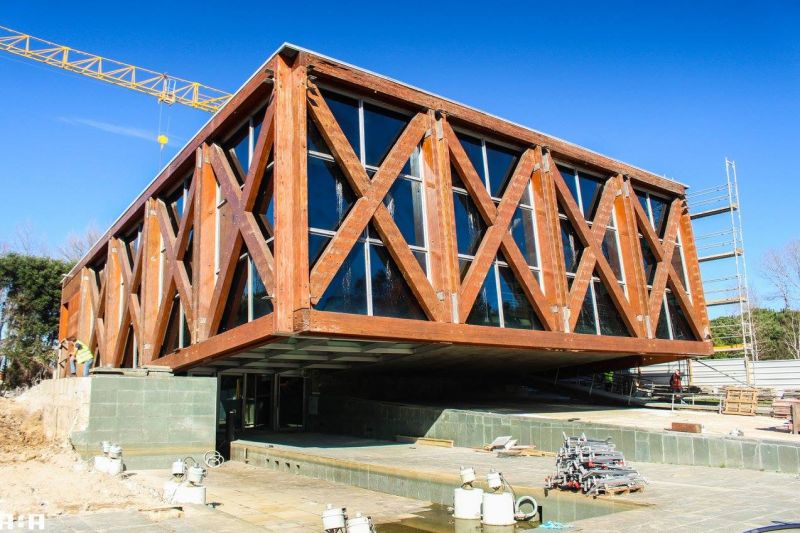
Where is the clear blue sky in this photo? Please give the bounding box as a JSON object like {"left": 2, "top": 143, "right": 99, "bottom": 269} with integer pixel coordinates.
{"left": 0, "top": 1, "right": 797, "bottom": 302}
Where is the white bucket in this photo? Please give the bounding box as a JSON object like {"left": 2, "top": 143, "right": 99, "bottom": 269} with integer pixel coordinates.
{"left": 345, "top": 513, "right": 374, "bottom": 533}
{"left": 322, "top": 504, "right": 346, "bottom": 531}
{"left": 453, "top": 487, "right": 484, "bottom": 520}
{"left": 481, "top": 492, "right": 515, "bottom": 526}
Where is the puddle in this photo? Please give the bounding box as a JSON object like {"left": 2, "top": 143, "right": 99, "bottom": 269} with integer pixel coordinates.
{"left": 378, "top": 505, "right": 539, "bottom": 532}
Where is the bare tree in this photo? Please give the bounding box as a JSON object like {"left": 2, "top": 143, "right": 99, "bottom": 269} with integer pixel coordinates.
{"left": 12, "top": 220, "right": 49, "bottom": 256}
{"left": 58, "top": 222, "right": 103, "bottom": 263}
{"left": 762, "top": 240, "right": 800, "bottom": 359}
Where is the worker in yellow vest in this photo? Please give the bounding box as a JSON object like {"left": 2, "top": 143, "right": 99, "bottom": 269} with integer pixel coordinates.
{"left": 62, "top": 337, "right": 94, "bottom": 377}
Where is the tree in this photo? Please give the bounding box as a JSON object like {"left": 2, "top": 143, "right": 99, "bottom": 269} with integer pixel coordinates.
{"left": 58, "top": 223, "right": 102, "bottom": 263}
{"left": 0, "top": 253, "right": 73, "bottom": 387}
{"left": 762, "top": 240, "right": 800, "bottom": 359}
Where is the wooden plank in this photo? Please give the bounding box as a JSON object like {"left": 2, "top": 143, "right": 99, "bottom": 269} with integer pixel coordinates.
{"left": 671, "top": 422, "right": 702, "bottom": 433}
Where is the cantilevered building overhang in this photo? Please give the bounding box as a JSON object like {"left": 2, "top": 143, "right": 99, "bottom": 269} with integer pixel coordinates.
{"left": 59, "top": 44, "right": 713, "bottom": 377}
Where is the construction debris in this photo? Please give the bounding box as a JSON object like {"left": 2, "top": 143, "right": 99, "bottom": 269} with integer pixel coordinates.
{"left": 544, "top": 433, "right": 647, "bottom": 496}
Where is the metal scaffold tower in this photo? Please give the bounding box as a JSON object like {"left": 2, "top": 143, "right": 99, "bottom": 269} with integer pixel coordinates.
{"left": 688, "top": 159, "right": 758, "bottom": 373}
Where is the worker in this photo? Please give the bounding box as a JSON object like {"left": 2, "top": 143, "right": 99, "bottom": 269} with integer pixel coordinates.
{"left": 603, "top": 370, "right": 614, "bottom": 392}
{"left": 63, "top": 337, "right": 94, "bottom": 377}
{"left": 670, "top": 370, "right": 683, "bottom": 394}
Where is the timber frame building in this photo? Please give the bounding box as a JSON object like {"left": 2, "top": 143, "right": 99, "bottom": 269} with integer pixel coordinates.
{"left": 59, "top": 45, "right": 712, "bottom": 427}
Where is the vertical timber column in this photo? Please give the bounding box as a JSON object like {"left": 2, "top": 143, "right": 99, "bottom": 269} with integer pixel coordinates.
{"left": 618, "top": 176, "right": 650, "bottom": 336}
{"left": 194, "top": 145, "right": 217, "bottom": 342}
{"left": 273, "top": 51, "right": 309, "bottom": 333}
{"left": 77, "top": 267, "right": 94, "bottom": 356}
{"left": 678, "top": 200, "right": 710, "bottom": 339}
{"left": 139, "top": 198, "right": 162, "bottom": 364}
{"left": 103, "top": 240, "right": 123, "bottom": 366}
{"left": 423, "top": 110, "right": 454, "bottom": 322}
{"left": 541, "top": 149, "right": 569, "bottom": 332}
{"left": 530, "top": 146, "right": 560, "bottom": 329}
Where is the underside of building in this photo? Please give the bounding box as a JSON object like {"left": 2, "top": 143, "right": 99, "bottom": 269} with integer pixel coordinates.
{"left": 59, "top": 44, "right": 713, "bottom": 432}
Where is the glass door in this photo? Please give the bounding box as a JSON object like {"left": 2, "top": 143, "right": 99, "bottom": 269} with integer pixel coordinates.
{"left": 219, "top": 375, "right": 243, "bottom": 432}
{"left": 278, "top": 376, "right": 305, "bottom": 430}
{"left": 244, "top": 373, "right": 273, "bottom": 429}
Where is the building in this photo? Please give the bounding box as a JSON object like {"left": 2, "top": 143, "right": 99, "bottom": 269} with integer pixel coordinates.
{"left": 59, "top": 44, "right": 713, "bottom": 432}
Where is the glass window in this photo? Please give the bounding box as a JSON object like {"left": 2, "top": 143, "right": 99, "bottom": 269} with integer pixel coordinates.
{"left": 322, "top": 90, "right": 360, "bottom": 158}
{"left": 369, "top": 244, "right": 426, "bottom": 320}
{"left": 485, "top": 142, "right": 519, "bottom": 198}
{"left": 219, "top": 256, "right": 249, "bottom": 333}
{"left": 574, "top": 288, "right": 597, "bottom": 334}
{"left": 649, "top": 196, "right": 669, "bottom": 237}
{"left": 594, "top": 280, "right": 629, "bottom": 336}
{"left": 640, "top": 236, "right": 657, "bottom": 286}
{"left": 252, "top": 263, "right": 273, "bottom": 320}
{"left": 602, "top": 228, "right": 623, "bottom": 282}
{"left": 457, "top": 133, "right": 486, "bottom": 183}
{"left": 308, "top": 119, "right": 330, "bottom": 155}
{"left": 560, "top": 218, "right": 583, "bottom": 273}
{"left": 450, "top": 163, "right": 466, "bottom": 189}
{"left": 558, "top": 165, "right": 580, "bottom": 207}
{"left": 384, "top": 177, "right": 425, "bottom": 248}
{"left": 666, "top": 291, "right": 695, "bottom": 340}
{"left": 315, "top": 241, "right": 368, "bottom": 315}
{"left": 466, "top": 264, "right": 501, "bottom": 327}
{"left": 453, "top": 191, "right": 487, "bottom": 257}
{"left": 309, "top": 233, "right": 331, "bottom": 267}
{"left": 577, "top": 172, "right": 602, "bottom": 220}
{"left": 228, "top": 124, "right": 250, "bottom": 180}
{"left": 655, "top": 298, "right": 671, "bottom": 339}
{"left": 307, "top": 156, "right": 357, "bottom": 231}
{"left": 160, "top": 297, "right": 181, "bottom": 356}
{"left": 498, "top": 265, "right": 543, "bottom": 330}
{"left": 363, "top": 102, "right": 408, "bottom": 167}
{"left": 509, "top": 207, "right": 539, "bottom": 268}
{"left": 671, "top": 245, "right": 688, "bottom": 288}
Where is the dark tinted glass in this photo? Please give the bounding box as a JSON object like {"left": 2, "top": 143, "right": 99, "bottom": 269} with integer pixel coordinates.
{"left": 667, "top": 291, "right": 695, "bottom": 340}
{"left": 655, "top": 299, "right": 671, "bottom": 339}
{"left": 450, "top": 163, "right": 466, "bottom": 189}
{"left": 160, "top": 297, "right": 181, "bottom": 355}
{"left": 369, "top": 244, "right": 426, "bottom": 320}
{"left": 602, "top": 229, "right": 623, "bottom": 281}
{"left": 636, "top": 191, "right": 648, "bottom": 216}
{"left": 307, "top": 120, "right": 330, "bottom": 155}
{"left": 453, "top": 191, "right": 487, "bottom": 256}
{"left": 509, "top": 208, "right": 538, "bottom": 268}
{"left": 457, "top": 133, "right": 486, "bottom": 183}
{"left": 252, "top": 260, "right": 273, "bottom": 320}
{"left": 308, "top": 233, "right": 331, "bottom": 268}
{"left": 384, "top": 177, "right": 425, "bottom": 247}
{"left": 254, "top": 167, "right": 274, "bottom": 242}
{"left": 413, "top": 250, "right": 427, "bottom": 275}
{"left": 498, "top": 264, "right": 543, "bottom": 330}
{"left": 594, "top": 279, "right": 629, "bottom": 336}
{"left": 485, "top": 142, "right": 519, "bottom": 198}
{"left": 459, "top": 258, "right": 472, "bottom": 282}
{"left": 671, "top": 246, "right": 687, "bottom": 288}
{"left": 649, "top": 195, "right": 669, "bottom": 237}
{"left": 363, "top": 102, "right": 408, "bottom": 167}
{"left": 577, "top": 172, "right": 603, "bottom": 220}
{"left": 574, "top": 287, "right": 597, "bottom": 334}
{"left": 219, "top": 257, "right": 249, "bottom": 333}
{"left": 307, "top": 156, "right": 357, "bottom": 231}
{"left": 315, "top": 241, "right": 368, "bottom": 315}
{"left": 640, "top": 236, "right": 657, "bottom": 286}
{"left": 466, "top": 266, "right": 500, "bottom": 327}
{"left": 322, "top": 90, "right": 360, "bottom": 159}
{"left": 181, "top": 311, "right": 190, "bottom": 348}
{"left": 228, "top": 124, "right": 250, "bottom": 181}
{"left": 558, "top": 166, "right": 579, "bottom": 208}
{"left": 560, "top": 218, "right": 583, "bottom": 273}
{"left": 184, "top": 231, "right": 194, "bottom": 281}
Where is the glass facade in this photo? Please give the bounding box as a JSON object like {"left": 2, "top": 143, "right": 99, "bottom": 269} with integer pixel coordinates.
{"left": 453, "top": 131, "right": 544, "bottom": 330}
{"left": 557, "top": 164, "right": 628, "bottom": 336}
{"left": 308, "top": 89, "right": 429, "bottom": 320}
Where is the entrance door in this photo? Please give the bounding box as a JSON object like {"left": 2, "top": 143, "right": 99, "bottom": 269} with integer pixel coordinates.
{"left": 244, "top": 373, "right": 273, "bottom": 429}
{"left": 277, "top": 376, "right": 305, "bottom": 430}
{"left": 219, "top": 374, "right": 243, "bottom": 432}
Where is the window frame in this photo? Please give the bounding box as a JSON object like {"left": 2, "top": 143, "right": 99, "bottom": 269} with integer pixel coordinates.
{"left": 307, "top": 87, "right": 431, "bottom": 317}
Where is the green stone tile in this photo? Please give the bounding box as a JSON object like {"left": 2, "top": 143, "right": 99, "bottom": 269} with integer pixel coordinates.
{"left": 741, "top": 441, "right": 760, "bottom": 470}
{"left": 708, "top": 437, "right": 727, "bottom": 468}
{"left": 724, "top": 440, "right": 744, "bottom": 469}
{"left": 649, "top": 432, "right": 664, "bottom": 463}
{"left": 663, "top": 434, "right": 679, "bottom": 464}
{"left": 777, "top": 445, "right": 799, "bottom": 474}
{"left": 692, "top": 437, "right": 710, "bottom": 467}
{"left": 760, "top": 443, "right": 779, "bottom": 472}
{"left": 677, "top": 435, "right": 694, "bottom": 465}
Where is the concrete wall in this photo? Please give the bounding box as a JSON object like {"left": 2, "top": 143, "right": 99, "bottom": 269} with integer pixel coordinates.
{"left": 309, "top": 396, "right": 800, "bottom": 474}
{"left": 21, "top": 375, "right": 217, "bottom": 469}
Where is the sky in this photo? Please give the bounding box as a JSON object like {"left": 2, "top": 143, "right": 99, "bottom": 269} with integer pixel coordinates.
{"left": 0, "top": 1, "right": 797, "bottom": 304}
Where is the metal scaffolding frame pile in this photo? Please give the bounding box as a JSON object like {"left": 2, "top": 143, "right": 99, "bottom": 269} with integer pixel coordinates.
{"left": 544, "top": 433, "right": 646, "bottom": 496}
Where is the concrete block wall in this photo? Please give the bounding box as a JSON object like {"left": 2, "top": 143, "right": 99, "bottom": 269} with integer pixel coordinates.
{"left": 309, "top": 396, "right": 800, "bottom": 474}
{"left": 18, "top": 377, "right": 91, "bottom": 441}
{"left": 23, "top": 375, "right": 217, "bottom": 470}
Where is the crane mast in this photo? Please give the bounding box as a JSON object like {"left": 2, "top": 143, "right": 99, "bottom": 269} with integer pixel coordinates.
{"left": 0, "top": 25, "right": 231, "bottom": 113}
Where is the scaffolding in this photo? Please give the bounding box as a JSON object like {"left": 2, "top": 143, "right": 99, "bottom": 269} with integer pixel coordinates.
{"left": 688, "top": 159, "right": 757, "bottom": 378}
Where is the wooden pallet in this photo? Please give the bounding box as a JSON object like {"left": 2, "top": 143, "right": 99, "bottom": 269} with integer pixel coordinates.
{"left": 723, "top": 387, "right": 758, "bottom": 416}
{"left": 603, "top": 484, "right": 645, "bottom": 496}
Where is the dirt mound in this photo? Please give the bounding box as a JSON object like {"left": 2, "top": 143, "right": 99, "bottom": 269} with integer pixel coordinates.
{"left": 0, "top": 397, "right": 49, "bottom": 462}
{"left": 0, "top": 397, "right": 162, "bottom": 516}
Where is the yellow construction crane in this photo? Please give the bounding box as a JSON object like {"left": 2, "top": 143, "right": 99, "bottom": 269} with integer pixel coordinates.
{"left": 0, "top": 25, "right": 231, "bottom": 114}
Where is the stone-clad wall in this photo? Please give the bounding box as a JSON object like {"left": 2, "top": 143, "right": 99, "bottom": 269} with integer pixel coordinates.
{"left": 23, "top": 376, "right": 217, "bottom": 470}
{"left": 309, "top": 396, "right": 800, "bottom": 474}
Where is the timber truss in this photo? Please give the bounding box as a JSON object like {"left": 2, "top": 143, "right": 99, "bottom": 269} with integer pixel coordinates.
{"left": 60, "top": 45, "right": 712, "bottom": 375}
